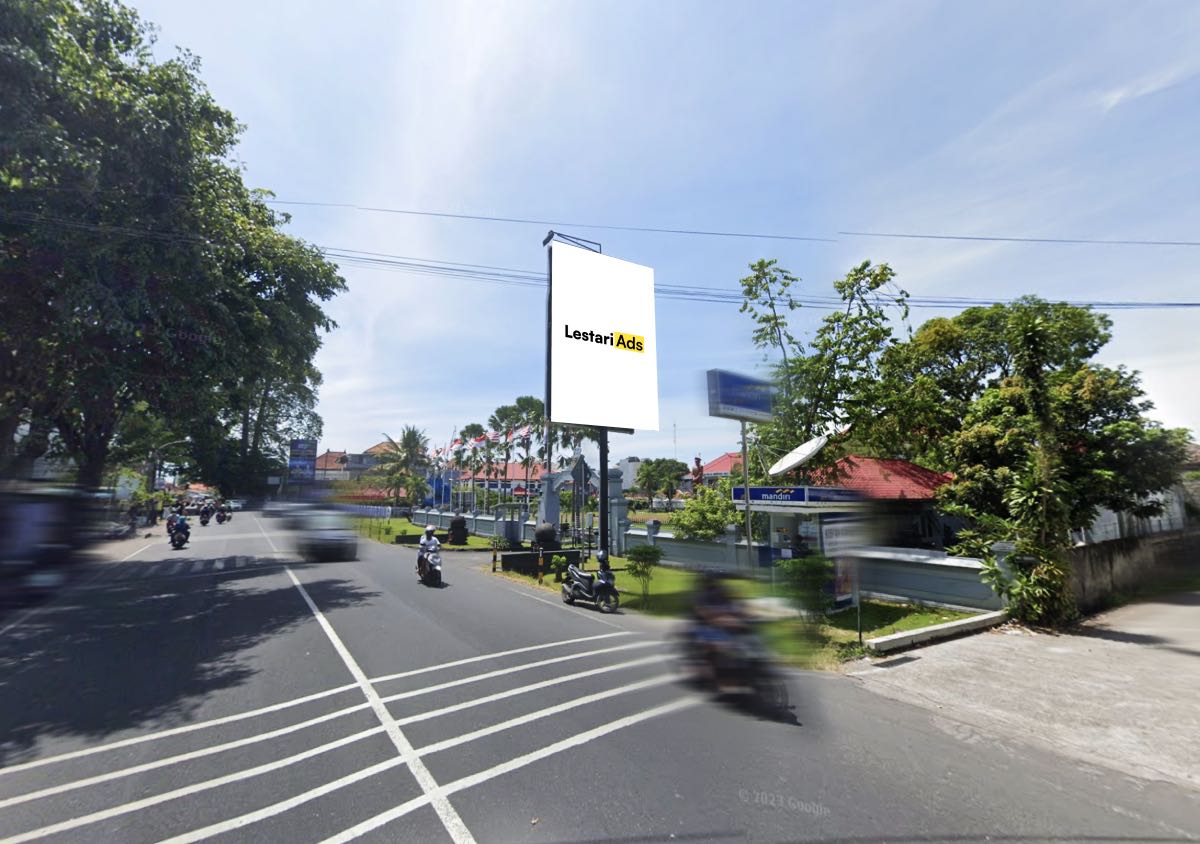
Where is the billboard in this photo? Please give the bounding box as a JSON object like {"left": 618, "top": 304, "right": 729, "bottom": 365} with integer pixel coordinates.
{"left": 549, "top": 242, "right": 658, "bottom": 431}
{"left": 288, "top": 439, "right": 317, "bottom": 484}
{"left": 707, "top": 369, "right": 775, "bottom": 423}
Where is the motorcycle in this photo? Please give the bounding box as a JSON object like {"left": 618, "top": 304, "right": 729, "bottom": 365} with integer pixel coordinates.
{"left": 561, "top": 558, "right": 619, "bottom": 613}
{"left": 216, "top": 511, "right": 226, "bottom": 524}
{"left": 199, "top": 510, "right": 211, "bottom": 527}
{"left": 170, "top": 523, "right": 190, "bottom": 549}
{"left": 417, "top": 549, "right": 443, "bottom": 587}
{"left": 676, "top": 620, "right": 789, "bottom": 716}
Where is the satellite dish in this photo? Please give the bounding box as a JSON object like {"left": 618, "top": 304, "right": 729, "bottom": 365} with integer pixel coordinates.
{"left": 768, "top": 434, "right": 829, "bottom": 476}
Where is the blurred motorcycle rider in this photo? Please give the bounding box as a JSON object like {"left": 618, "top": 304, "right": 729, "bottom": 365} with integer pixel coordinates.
{"left": 690, "top": 571, "right": 747, "bottom": 691}
{"left": 417, "top": 524, "right": 440, "bottom": 576}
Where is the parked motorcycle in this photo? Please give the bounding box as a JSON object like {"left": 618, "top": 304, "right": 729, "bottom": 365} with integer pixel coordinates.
{"left": 676, "top": 621, "right": 789, "bottom": 716}
{"left": 561, "top": 556, "right": 619, "bottom": 613}
{"left": 417, "top": 549, "right": 443, "bottom": 587}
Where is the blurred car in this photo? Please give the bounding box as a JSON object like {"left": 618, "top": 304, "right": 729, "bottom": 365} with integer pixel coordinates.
{"left": 296, "top": 510, "right": 358, "bottom": 562}
{"left": 227, "top": 499, "right": 245, "bottom": 511}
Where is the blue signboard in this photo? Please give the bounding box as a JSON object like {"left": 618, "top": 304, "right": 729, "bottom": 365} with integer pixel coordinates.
{"left": 732, "top": 486, "right": 861, "bottom": 504}
{"left": 731, "top": 487, "right": 806, "bottom": 503}
{"left": 288, "top": 439, "right": 318, "bottom": 484}
{"left": 707, "top": 370, "right": 775, "bottom": 423}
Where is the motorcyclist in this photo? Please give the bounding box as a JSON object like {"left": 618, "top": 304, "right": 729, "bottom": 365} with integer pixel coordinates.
{"left": 172, "top": 515, "right": 191, "bottom": 544}
{"left": 689, "top": 571, "right": 748, "bottom": 690}
{"left": 417, "top": 524, "right": 440, "bottom": 576}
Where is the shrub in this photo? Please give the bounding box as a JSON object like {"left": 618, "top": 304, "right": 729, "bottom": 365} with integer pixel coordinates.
{"left": 624, "top": 545, "right": 663, "bottom": 607}
{"left": 776, "top": 553, "right": 834, "bottom": 617}
{"left": 489, "top": 535, "right": 511, "bottom": 551}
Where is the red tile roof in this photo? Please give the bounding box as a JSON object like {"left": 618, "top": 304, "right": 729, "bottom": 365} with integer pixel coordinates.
{"left": 701, "top": 452, "right": 745, "bottom": 476}
{"left": 813, "top": 456, "right": 951, "bottom": 501}
{"left": 316, "top": 450, "right": 347, "bottom": 470}
{"left": 364, "top": 441, "right": 393, "bottom": 455}
{"left": 454, "top": 462, "right": 545, "bottom": 483}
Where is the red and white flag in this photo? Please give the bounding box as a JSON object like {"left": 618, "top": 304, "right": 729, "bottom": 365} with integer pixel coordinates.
{"left": 487, "top": 431, "right": 501, "bottom": 443}
{"left": 517, "top": 425, "right": 532, "bottom": 439}
{"left": 472, "top": 435, "right": 488, "bottom": 449}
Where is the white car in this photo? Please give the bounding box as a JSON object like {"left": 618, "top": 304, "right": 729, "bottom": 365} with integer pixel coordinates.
{"left": 227, "top": 500, "right": 245, "bottom": 511}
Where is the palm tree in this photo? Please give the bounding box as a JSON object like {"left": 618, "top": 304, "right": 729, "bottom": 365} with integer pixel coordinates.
{"left": 514, "top": 396, "right": 543, "bottom": 510}
{"left": 489, "top": 404, "right": 521, "bottom": 504}
{"left": 460, "top": 423, "right": 484, "bottom": 510}
{"left": 397, "top": 425, "right": 429, "bottom": 473}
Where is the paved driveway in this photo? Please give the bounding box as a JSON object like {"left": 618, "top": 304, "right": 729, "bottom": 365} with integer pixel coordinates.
{"left": 850, "top": 591, "right": 1200, "bottom": 792}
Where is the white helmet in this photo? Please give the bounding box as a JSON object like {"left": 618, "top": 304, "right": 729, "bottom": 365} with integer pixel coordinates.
{"left": 425, "top": 524, "right": 435, "bottom": 533}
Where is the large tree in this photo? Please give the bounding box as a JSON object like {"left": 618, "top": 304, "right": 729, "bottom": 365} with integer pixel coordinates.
{"left": 0, "top": 0, "right": 344, "bottom": 489}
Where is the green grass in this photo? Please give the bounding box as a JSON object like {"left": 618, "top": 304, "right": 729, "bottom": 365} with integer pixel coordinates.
{"left": 350, "top": 517, "right": 495, "bottom": 549}
{"left": 495, "top": 561, "right": 973, "bottom": 670}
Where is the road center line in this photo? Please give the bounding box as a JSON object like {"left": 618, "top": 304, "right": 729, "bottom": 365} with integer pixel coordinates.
{"left": 284, "top": 566, "right": 476, "bottom": 844}
{"left": 0, "top": 727, "right": 386, "bottom": 844}
{"left": 321, "top": 696, "right": 700, "bottom": 843}
{"left": 0, "top": 683, "right": 359, "bottom": 777}
{"left": 253, "top": 515, "right": 282, "bottom": 553}
{"left": 0, "top": 701, "right": 374, "bottom": 809}
{"left": 376, "top": 640, "right": 659, "bottom": 701}
{"left": 390, "top": 654, "right": 670, "bottom": 724}
{"left": 367, "top": 631, "right": 631, "bottom": 685}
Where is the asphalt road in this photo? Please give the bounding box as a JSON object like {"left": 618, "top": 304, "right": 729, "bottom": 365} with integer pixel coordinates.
{"left": 1, "top": 513, "right": 1198, "bottom": 843}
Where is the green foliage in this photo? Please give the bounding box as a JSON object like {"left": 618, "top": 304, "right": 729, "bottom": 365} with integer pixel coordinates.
{"left": 672, "top": 478, "right": 738, "bottom": 541}
{"left": 635, "top": 457, "right": 689, "bottom": 502}
{"left": 739, "top": 259, "right": 801, "bottom": 363}
{"left": 624, "top": 545, "right": 663, "bottom": 607}
{"left": 0, "top": 0, "right": 344, "bottom": 490}
{"left": 549, "top": 553, "right": 569, "bottom": 576}
{"left": 776, "top": 553, "right": 834, "bottom": 616}
{"left": 750, "top": 261, "right": 909, "bottom": 477}
{"left": 490, "top": 535, "right": 511, "bottom": 551}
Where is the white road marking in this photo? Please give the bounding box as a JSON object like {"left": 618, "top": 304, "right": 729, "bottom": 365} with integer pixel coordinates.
{"left": 321, "top": 696, "right": 701, "bottom": 843}
{"left": 0, "top": 540, "right": 158, "bottom": 637}
{"left": 285, "top": 567, "right": 476, "bottom": 844}
{"left": 254, "top": 516, "right": 281, "bottom": 553}
{"left": 153, "top": 757, "right": 407, "bottom": 844}
{"left": 504, "top": 585, "right": 625, "bottom": 629}
{"left": 415, "top": 674, "right": 677, "bottom": 757}
{"left": 0, "top": 700, "right": 374, "bottom": 809}
{"left": 391, "top": 654, "right": 670, "bottom": 725}
{"left": 0, "top": 727, "right": 386, "bottom": 844}
{"left": 367, "top": 631, "right": 631, "bottom": 685}
{"left": 0, "top": 683, "right": 359, "bottom": 777}
{"left": 378, "top": 641, "right": 659, "bottom": 703}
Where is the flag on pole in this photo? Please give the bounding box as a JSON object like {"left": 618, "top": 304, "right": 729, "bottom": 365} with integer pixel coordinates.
{"left": 517, "top": 425, "right": 532, "bottom": 439}
{"left": 472, "top": 435, "right": 488, "bottom": 449}
{"left": 487, "top": 431, "right": 501, "bottom": 443}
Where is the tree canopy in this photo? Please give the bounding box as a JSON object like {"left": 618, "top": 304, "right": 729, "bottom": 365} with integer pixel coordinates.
{"left": 1, "top": 0, "right": 345, "bottom": 492}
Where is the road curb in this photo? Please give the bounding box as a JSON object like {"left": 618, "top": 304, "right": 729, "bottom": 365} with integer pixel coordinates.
{"left": 865, "top": 609, "right": 1008, "bottom": 653}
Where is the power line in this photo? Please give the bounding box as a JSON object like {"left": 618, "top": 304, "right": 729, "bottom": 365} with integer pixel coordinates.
{"left": 838, "top": 230, "right": 1200, "bottom": 248}
{"left": 6, "top": 209, "right": 1200, "bottom": 310}
{"left": 12, "top": 186, "right": 1200, "bottom": 248}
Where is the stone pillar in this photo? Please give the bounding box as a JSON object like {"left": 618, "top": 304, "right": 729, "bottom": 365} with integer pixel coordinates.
{"left": 725, "top": 523, "right": 740, "bottom": 569}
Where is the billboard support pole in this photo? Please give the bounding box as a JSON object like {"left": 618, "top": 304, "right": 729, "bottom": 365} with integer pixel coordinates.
{"left": 741, "top": 420, "right": 752, "bottom": 570}
{"left": 599, "top": 427, "right": 609, "bottom": 560}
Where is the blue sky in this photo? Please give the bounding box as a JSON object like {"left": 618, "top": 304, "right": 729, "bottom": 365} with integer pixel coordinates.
{"left": 138, "top": 0, "right": 1200, "bottom": 468}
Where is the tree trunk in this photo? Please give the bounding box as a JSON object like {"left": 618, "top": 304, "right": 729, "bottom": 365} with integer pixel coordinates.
{"left": 250, "top": 377, "right": 274, "bottom": 457}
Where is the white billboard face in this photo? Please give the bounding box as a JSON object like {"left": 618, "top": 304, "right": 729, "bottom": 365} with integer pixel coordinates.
{"left": 549, "top": 242, "right": 659, "bottom": 430}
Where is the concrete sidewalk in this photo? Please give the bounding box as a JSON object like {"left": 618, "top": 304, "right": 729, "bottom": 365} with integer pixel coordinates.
{"left": 849, "top": 591, "right": 1200, "bottom": 791}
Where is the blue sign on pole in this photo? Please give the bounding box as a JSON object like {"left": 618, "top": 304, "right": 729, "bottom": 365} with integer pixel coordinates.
{"left": 707, "top": 370, "right": 775, "bottom": 423}
{"left": 732, "top": 486, "right": 861, "bottom": 504}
